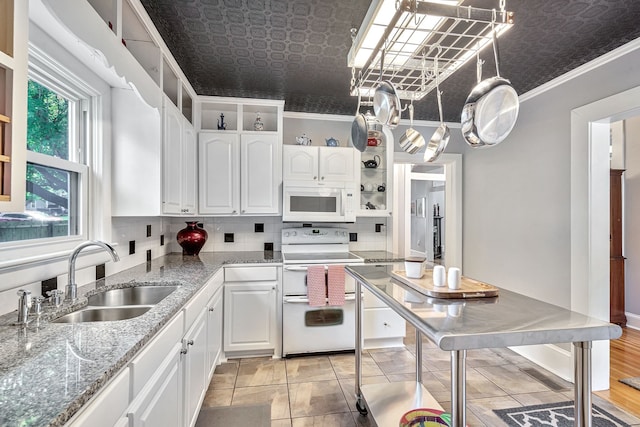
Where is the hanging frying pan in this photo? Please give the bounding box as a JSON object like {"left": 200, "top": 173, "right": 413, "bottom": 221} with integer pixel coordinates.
{"left": 399, "top": 103, "right": 425, "bottom": 154}
{"left": 350, "top": 92, "right": 368, "bottom": 152}
{"left": 461, "top": 24, "right": 519, "bottom": 147}
{"left": 425, "top": 50, "right": 450, "bottom": 162}
{"left": 372, "top": 48, "right": 401, "bottom": 128}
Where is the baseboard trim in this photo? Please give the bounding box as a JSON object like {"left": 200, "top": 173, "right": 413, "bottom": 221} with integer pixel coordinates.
{"left": 626, "top": 312, "right": 640, "bottom": 330}
{"left": 509, "top": 344, "right": 573, "bottom": 383}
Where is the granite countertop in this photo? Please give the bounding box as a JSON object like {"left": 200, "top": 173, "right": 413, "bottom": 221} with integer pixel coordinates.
{"left": 353, "top": 251, "right": 404, "bottom": 263}
{"left": 0, "top": 251, "right": 281, "bottom": 427}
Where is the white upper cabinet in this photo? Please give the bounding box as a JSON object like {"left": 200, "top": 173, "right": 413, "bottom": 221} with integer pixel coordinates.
{"left": 197, "top": 98, "right": 283, "bottom": 216}
{"left": 162, "top": 96, "right": 197, "bottom": 215}
{"left": 198, "top": 132, "right": 240, "bottom": 215}
{"left": 283, "top": 145, "right": 356, "bottom": 185}
{"left": 241, "top": 134, "right": 281, "bottom": 214}
{"left": 319, "top": 146, "right": 355, "bottom": 183}
{"left": 282, "top": 146, "right": 318, "bottom": 181}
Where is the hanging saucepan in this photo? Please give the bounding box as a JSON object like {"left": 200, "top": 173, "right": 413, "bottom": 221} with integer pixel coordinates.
{"left": 425, "top": 51, "right": 450, "bottom": 162}
{"left": 350, "top": 92, "right": 368, "bottom": 152}
{"left": 372, "top": 48, "right": 401, "bottom": 128}
{"left": 399, "top": 103, "right": 425, "bottom": 154}
{"left": 461, "top": 24, "right": 519, "bottom": 147}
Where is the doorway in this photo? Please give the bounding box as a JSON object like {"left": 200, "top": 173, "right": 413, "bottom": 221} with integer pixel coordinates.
{"left": 571, "top": 84, "right": 640, "bottom": 390}
{"left": 391, "top": 152, "right": 462, "bottom": 270}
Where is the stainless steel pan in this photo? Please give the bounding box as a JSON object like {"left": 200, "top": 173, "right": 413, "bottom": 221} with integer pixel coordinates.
{"left": 425, "top": 52, "right": 450, "bottom": 162}
{"left": 374, "top": 80, "right": 401, "bottom": 129}
{"left": 350, "top": 92, "right": 368, "bottom": 152}
{"left": 399, "top": 103, "right": 425, "bottom": 154}
{"left": 461, "top": 26, "right": 519, "bottom": 147}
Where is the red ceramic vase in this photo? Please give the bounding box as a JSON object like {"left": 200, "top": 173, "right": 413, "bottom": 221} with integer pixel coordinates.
{"left": 177, "top": 222, "right": 208, "bottom": 256}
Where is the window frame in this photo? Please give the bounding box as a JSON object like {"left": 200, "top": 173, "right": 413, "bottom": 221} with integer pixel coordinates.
{"left": 0, "top": 44, "right": 100, "bottom": 263}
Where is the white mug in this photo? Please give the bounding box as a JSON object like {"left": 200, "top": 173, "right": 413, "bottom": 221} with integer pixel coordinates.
{"left": 432, "top": 265, "right": 446, "bottom": 287}
{"left": 447, "top": 267, "right": 461, "bottom": 290}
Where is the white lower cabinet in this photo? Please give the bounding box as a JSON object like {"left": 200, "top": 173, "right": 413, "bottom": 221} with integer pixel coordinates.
{"left": 206, "top": 285, "right": 224, "bottom": 379}
{"left": 223, "top": 266, "right": 279, "bottom": 356}
{"left": 65, "top": 367, "right": 130, "bottom": 427}
{"left": 128, "top": 342, "right": 183, "bottom": 427}
{"left": 66, "top": 271, "right": 225, "bottom": 427}
{"left": 183, "top": 309, "right": 208, "bottom": 427}
{"left": 363, "top": 288, "right": 406, "bottom": 349}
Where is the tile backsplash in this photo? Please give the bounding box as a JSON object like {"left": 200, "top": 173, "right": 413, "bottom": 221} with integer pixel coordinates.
{"left": 0, "top": 215, "right": 389, "bottom": 315}
{"left": 169, "top": 216, "right": 389, "bottom": 253}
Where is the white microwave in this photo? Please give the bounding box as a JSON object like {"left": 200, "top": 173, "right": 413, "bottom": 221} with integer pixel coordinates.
{"left": 283, "top": 182, "right": 357, "bottom": 222}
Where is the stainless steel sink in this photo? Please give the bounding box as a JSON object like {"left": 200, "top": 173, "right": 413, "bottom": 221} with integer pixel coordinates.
{"left": 87, "top": 285, "right": 180, "bottom": 306}
{"left": 52, "top": 306, "right": 153, "bottom": 323}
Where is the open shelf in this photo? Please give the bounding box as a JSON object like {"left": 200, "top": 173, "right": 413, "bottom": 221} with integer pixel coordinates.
{"left": 87, "top": 0, "right": 117, "bottom": 35}
{"left": 123, "top": 0, "right": 161, "bottom": 85}
{"left": 162, "top": 58, "right": 179, "bottom": 107}
{"left": 201, "top": 102, "right": 239, "bottom": 131}
{"left": 242, "top": 104, "right": 279, "bottom": 132}
{"left": 181, "top": 84, "right": 193, "bottom": 123}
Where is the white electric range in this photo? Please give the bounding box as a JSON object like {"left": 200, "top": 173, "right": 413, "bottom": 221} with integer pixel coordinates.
{"left": 281, "top": 227, "right": 364, "bottom": 356}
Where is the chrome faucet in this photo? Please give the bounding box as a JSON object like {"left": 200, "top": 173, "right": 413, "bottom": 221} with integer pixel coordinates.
{"left": 16, "top": 290, "right": 32, "bottom": 325}
{"left": 66, "top": 241, "right": 120, "bottom": 302}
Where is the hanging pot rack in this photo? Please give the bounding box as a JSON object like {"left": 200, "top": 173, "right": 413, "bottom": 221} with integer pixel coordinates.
{"left": 348, "top": 0, "right": 515, "bottom": 101}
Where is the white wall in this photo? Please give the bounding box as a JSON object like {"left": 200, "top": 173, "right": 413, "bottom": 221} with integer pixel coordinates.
{"left": 624, "top": 116, "right": 640, "bottom": 316}
{"left": 462, "top": 42, "right": 640, "bottom": 309}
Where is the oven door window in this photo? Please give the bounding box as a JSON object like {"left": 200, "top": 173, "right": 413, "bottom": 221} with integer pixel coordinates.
{"left": 289, "top": 195, "right": 337, "bottom": 213}
{"left": 305, "top": 308, "right": 343, "bottom": 326}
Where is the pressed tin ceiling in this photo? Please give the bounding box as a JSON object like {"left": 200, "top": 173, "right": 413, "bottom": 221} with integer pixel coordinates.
{"left": 139, "top": 0, "right": 640, "bottom": 122}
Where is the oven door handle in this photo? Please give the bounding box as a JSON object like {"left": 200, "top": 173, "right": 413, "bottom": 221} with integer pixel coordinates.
{"left": 284, "top": 265, "right": 331, "bottom": 272}
{"left": 283, "top": 294, "right": 357, "bottom": 304}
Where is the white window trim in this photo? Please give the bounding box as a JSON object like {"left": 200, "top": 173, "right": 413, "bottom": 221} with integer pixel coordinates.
{"left": 0, "top": 43, "right": 104, "bottom": 269}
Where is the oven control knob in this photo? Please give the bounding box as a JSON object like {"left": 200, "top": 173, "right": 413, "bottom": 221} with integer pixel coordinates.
{"left": 292, "top": 231, "right": 297, "bottom": 236}
{"left": 284, "top": 232, "right": 290, "bottom": 237}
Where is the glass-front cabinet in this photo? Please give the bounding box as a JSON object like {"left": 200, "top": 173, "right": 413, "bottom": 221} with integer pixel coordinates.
{"left": 358, "top": 127, "right": 393, "bottom": 217}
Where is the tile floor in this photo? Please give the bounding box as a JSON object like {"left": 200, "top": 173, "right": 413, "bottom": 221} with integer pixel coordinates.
{"left": 202, "top": 331, "right": 640, "bottom": 426}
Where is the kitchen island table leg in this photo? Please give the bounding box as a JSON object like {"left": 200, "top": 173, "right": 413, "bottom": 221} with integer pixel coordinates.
{"left": 573, "top": 341, "right": 592, "bottom": 427}
{"left": 451, "top": 350, "right": 466, "bottom": 427}
{"left": 354, "top": 279, "right": 367, "bottom": 415}
{"left": 416, "top": 330, "right": 423, "bottom": 383}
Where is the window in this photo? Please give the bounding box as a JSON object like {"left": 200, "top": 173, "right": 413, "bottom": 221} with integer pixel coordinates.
{"left": 0, "top": 71, "right": 88, "bottom": 244}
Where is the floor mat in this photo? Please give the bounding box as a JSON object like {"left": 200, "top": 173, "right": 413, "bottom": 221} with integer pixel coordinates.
{"left": 619, "top": 377, "right": 640, "bottom": 392}
{"left": 493, "top": 401, "right": 630, "bottom": 427}
{"left": 195, "top": 404, "right": 271, "bottom": 427}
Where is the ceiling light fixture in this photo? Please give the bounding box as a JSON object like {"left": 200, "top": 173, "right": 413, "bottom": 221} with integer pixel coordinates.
{"left": 348, "top": 0, "right": 515, "bottom": 101}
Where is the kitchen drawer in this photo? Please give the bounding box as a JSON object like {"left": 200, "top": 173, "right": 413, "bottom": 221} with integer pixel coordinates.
{"left": 363, "top": 307, "right": 405, "bottom": 340}
{"left": 364, "top": 288, "right": 388, "bottom": 308}
{"left": 66, "top": 367, "right": 130, "bottom": 427}
{"left": 130, "top": 310, "right": 184, "bottom": 395}
{"left": 225, "top": 266, "right": 277, "bottom": 282}
{"left": 184, "top": 282, "right": 209, "bottom": 328}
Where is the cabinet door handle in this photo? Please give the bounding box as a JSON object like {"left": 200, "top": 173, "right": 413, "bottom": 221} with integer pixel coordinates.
{"left": 187, "top": 340, "right": 194, "bottom": 346}
{"left": 313, "top": 176, "right": 317, "bottom": 180}
{"left": 242, "top": 210, "right": 245, "bottom": 213}
{"left": 321, "top": 176, "right": 325, "bottom": 180}
{"left": 232, "top": 210, "right": 237, "bottom": 214}
{"left": 181, "top": 348, "right": 188, "bottom": 355}
{"left": 209, "top": 307, "right": 215, "bottom": 311}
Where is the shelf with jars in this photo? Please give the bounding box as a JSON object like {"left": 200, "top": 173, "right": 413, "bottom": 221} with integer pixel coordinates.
{"left": 358, "top": 128, "right": 393, "bottom": 217}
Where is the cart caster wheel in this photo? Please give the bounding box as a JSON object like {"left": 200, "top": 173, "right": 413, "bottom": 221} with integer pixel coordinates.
{"left": 356, "top": 401, "right": 368, "bottom": 416}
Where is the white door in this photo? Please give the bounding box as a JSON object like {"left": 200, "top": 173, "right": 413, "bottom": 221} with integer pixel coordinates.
{"left": 241, "top": 134, "right": 280, "bottom": 214}
{"left": 283, "top": 145, "right": 318, "bottom": 182}
{"left": 184, "top": 310, "right": 208, "bottom": 427}
{"left": 206, "top": 286, "right": 223, "bottom": 379}
{"left": 128, "top": 343, "right": 183, "bottom": 427}
{"left": 224, "top": 283, "right": 277, "bottom": 352}
{"left": 319, "top": 147, "right": 354, "bottom": 183}
{"left": 198, "top": 132, "right": 240, "bottom": 214}
{"left": 163, "top": 99, "right": 183, "bottom": 214}
{"left": 182, "top": 120, "right": 198, "bottom": 214}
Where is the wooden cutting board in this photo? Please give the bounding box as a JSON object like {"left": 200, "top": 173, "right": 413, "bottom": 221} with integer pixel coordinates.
{"left": 391, "top": 270, "right": 499, "bottom": 299}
